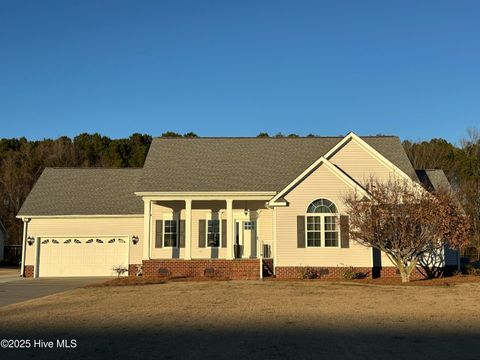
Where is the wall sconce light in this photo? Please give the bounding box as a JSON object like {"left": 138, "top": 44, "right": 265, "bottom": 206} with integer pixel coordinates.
{"left": 132, "top": 235, "right": 140, "bottom": 245}
{"left": 27, "top": 236, "right": 35, "bottom": 246}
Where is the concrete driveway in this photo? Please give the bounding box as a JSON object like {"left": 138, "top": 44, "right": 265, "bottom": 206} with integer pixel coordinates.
{"left": 0, "top": 273, "right": 110, "bottom": 307}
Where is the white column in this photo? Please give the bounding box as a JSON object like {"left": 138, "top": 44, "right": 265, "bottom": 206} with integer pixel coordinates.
{"left": 143, "top": 199, "right": 152, "bottom": 260}
{"left": 226, "top": 199, "right": 234, "bottom": 260}
{"left": 20, "top": 218, "right": 29, "bottom": 276}
{"left": 184, "top": 199, "right": 192, "bottom": 260}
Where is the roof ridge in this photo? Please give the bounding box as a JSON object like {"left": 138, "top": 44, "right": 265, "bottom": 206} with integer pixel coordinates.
{"left": 45, "top": 167, "right": 143, "bottom": 170}
{"left": 153, "top": 135, "right": 398, "bottom": 140}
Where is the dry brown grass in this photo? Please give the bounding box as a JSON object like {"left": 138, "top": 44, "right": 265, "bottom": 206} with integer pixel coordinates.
{"left": 92, "top": 274, "right": 480, "bottom": 288}
{"left": 1, "top": 280, "right": 479, "bottom": 359}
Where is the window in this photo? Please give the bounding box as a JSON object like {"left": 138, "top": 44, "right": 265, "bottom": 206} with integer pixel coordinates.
{"left": 244, "top": 221, "right": 255, "bottom": 230}
{"left": 306, "top": 199, "right": 339, "bottom": 247}
{"left": 207, "top": 220, "right": 220, "bottom": 247}
{"left": 164, "top": 220, "right": 178, "bottom": 247}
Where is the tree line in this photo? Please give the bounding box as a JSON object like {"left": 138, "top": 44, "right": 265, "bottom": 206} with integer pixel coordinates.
{"left": 0, "top": 130, "right": 478, "bottom": 259}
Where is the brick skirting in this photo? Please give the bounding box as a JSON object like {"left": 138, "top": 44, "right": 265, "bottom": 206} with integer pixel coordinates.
{"left": 275, "top": 266, "right": 373, "bottom": 279}
{"left": 276, "top": 266, "right": 455, "bottom": 280}
{"left": 128, "top": 264, "right": 142, "bottom": 277}
{"left": 377, "top": 267, "right": 424, "bottom": 280}
{"left": 142, "top": 259, "right": 260, "bottom": 280}
{"left": 24, "top": 265, "right": 34, "bottom": 278}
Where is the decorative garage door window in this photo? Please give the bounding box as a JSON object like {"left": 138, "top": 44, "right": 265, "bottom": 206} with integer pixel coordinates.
{"left": 40, "top": 237, "right": 127, "bottom": 245}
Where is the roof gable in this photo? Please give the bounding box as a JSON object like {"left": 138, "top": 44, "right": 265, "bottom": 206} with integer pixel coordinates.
{"left": 269, "top": 157, "right": 370, "bottom": 206}
{"left": 137, "top": 135, "right": 416, "bottom": 193}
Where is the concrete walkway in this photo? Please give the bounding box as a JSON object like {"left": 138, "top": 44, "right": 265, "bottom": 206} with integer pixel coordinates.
{"left": 0, "top": 275, "right": 110, "bottom": 307}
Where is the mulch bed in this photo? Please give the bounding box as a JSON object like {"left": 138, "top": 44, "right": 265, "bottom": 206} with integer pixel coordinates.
{"left": 88, "top": 275, "right": 231, "bottom": 287}
{"left": 351, "top": 275, "right": 480, "bottom": 286}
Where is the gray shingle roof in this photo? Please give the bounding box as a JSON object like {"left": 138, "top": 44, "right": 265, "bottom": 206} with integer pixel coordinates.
{"left": 415, "top": 169, "right": 451, "bottom": 192}
{"left": 18, "top": 168, "right": 143, "bottom": 216}
{"left": 137, "top": 136, "right": 417, "bottom": 192}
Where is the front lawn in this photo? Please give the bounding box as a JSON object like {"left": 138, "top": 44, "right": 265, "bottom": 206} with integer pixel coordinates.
{"left": 1, "top": 280, "right": 479, "bottom": 359}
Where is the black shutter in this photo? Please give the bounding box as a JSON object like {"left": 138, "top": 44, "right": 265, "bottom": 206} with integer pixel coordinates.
{"left": 297, "top": 216, "right": 305, "bottom": 248}
{"left": 155, "top": 220, "right": 163, "bottom": 248}
{"left": 340, "top": 215, "right": 350, "bottom": 248}
{"left": 221, "top": 220, "right": 227, "bottom": 248}
{"left": 179, "top": 220, "right": 185, "bottom": 248}
{"left": 199, "top": 220, "right": 206, "bottom": 248}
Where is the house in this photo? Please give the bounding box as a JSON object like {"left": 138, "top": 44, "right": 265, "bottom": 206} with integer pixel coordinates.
{"left": 17, "top": 132, "right": 459, "bottom": 279}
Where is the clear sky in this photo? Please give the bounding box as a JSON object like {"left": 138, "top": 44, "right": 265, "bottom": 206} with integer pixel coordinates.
{"left": 0, "top": 1, "right": 479, "bottom": 143}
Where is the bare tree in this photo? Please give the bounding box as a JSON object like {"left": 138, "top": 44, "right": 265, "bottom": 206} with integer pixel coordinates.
{"left": 458, "top": 128, "right": 480, "bottom": 260}
{"left": 344, "top": 177, "right": 471, "bottom": 282}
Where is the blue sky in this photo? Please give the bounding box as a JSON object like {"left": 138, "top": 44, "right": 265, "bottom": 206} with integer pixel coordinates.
{"left": 0, "top": 1, "right": 479, "bottom": 143}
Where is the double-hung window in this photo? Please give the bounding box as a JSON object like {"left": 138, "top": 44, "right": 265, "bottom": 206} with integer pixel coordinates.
{"left": 163, "top": 220, "right": 178, "bottom": 247}
{"left": 207, "top": 219, "right": 220, "bottom": 247}
{"left": 306, "top": 199, "right": 339, "bottom": 247}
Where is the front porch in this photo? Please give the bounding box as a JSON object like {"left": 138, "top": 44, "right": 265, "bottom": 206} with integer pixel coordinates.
{"left": 139, "top": 194, "right": 275, "bottom": 278}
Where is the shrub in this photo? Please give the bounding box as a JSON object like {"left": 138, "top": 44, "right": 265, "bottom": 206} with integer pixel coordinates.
{"left": 112, "top": 265, "right": 128, "bottom": 278}
{"left": 298, "top": 267, "right": 319, "bottom": 279}
{"left": 463, "top": 264, "right": 480, "bottom": 276}
{"left": 342, "top": 266, "right": 368, "bottom": 280}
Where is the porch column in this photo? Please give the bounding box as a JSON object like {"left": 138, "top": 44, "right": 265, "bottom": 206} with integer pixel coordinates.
{"left": 226, "top": 199, "right": 234, "bottom": 260}
{"left": 184, "top": 199, "right": 192, "bottom": 260}
{"left": 143, "top": 199, "right": 152, "bottom": 260}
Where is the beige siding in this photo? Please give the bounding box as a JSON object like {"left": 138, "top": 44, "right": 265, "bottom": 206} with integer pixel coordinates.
{"left": 329, "top": 138, "right": 394, "bottom": 185}
{"left": 24, "top": 217, "right": 144, "bottom": 266}
{"left": 150, "top": 200, "right": 272, "bottom": 259}
{"left": 276, "top": 164, "right": 373, "bottom": 267}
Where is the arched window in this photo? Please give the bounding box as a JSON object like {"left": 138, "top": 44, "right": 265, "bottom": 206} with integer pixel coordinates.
{"left": 306, "top": 199, "right": 339, "bottom": 247}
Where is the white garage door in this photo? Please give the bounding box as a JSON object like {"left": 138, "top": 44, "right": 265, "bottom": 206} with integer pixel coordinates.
{"left": 37, "top": 236, "right": 129, "bottom": 277}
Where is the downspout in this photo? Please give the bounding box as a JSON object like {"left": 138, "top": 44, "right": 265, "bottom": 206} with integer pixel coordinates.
{"left": 20, "top": 218, "right": 30, "bottom": 277}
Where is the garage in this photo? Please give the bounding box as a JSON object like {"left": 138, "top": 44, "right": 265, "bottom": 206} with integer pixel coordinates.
{"left": 36, "top": 236, "right": 129, "bottom": 277}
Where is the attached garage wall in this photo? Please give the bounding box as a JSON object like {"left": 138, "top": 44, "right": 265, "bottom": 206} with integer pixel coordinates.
{"left": 24, "top": 217, "right": 144, "bottom": 270}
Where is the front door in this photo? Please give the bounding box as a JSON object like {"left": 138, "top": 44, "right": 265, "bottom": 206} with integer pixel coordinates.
{"left": 234, "top": 220, "right": 257, "bottom": 258}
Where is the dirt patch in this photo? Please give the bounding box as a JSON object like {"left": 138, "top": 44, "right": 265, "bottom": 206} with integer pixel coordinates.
{"left": 1, "top": 280, "right": 479, "bottom": 359}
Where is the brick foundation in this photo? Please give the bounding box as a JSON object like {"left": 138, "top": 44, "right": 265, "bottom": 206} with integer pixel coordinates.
{"left": 24, "top": 265, "right": 34, "bottom": 278}
{"left": 276, "top": 266, "right": 455, "bottom": 280}
{"left": 128, "top": 264, "right": 142, "bottom": 277}
{"left": 377, "top": 267, "right": 424, "bottom": 280}
{"left": 142, "top": 259, "right": 260, "bottom": 280}
{"left": 275, "top": 266, "right": 373, "bottom": 279}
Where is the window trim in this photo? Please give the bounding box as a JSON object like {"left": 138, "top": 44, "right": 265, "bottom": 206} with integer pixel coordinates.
{"left": 163, "top": 216, "right": 179, "bottom": 248}
{"left": 206, "top": 219, "right": 221, "bottom": 248}
{"left": 205, "top": 212, "right": 222, "bottom": 248}
{"left": 305, "top": 199, "right": 340, "bottom": 248}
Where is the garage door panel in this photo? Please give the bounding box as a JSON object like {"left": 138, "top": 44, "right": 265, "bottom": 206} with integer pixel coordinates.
{"left": 38, "top": 237, "right": 129, "bottom": 277}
